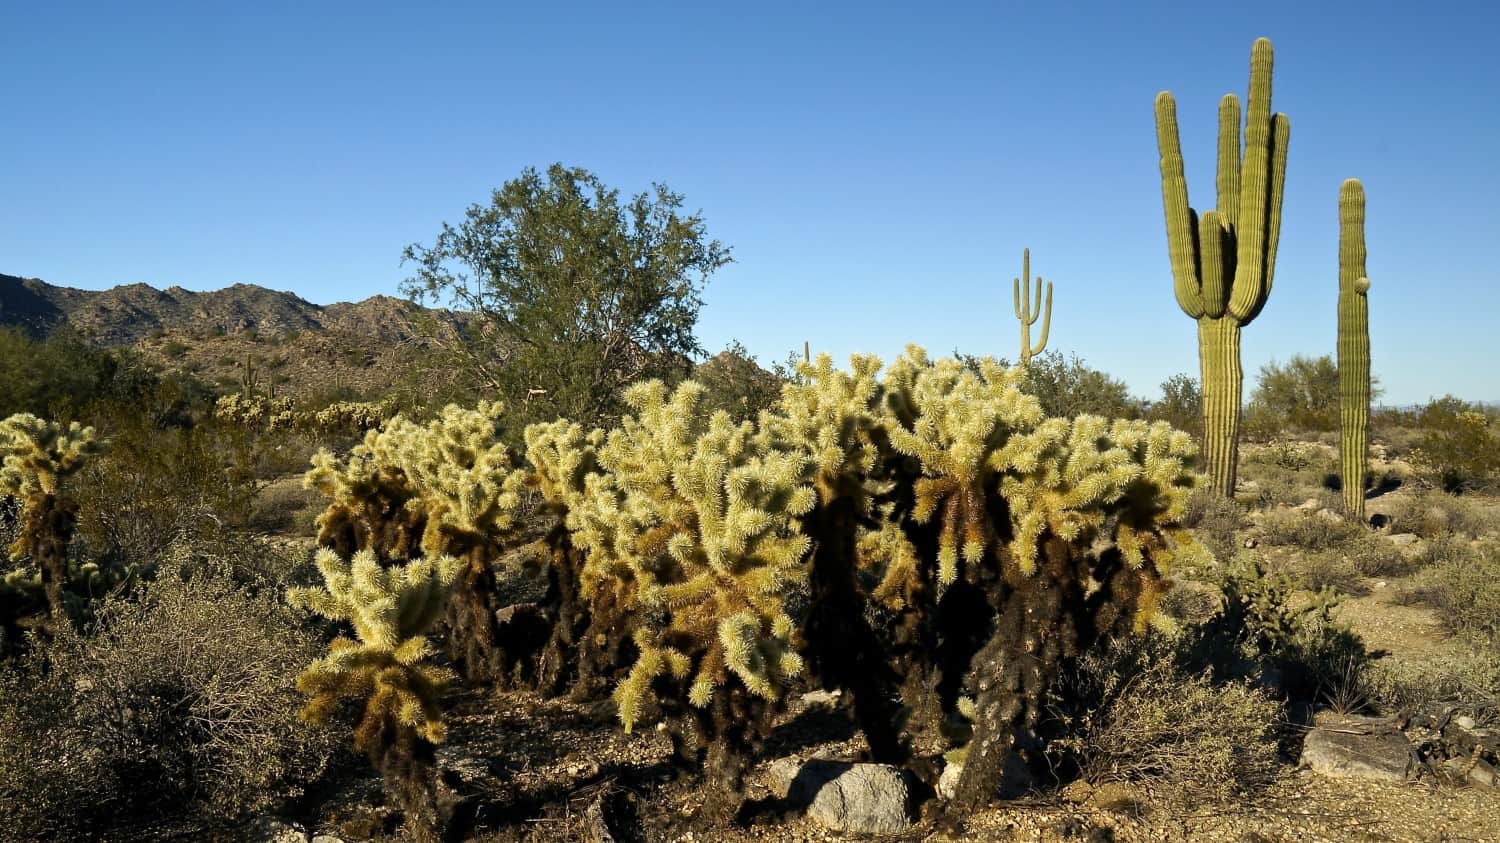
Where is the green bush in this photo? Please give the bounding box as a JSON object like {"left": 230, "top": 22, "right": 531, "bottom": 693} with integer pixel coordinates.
{"left": 1182, "top": 487, "right": 1244, "bottom": 564}
{"left": 693, "top": 340, "right": 785, "bottom": 423}
{"left": 1146, "top": 373, "right": 1202, "bottom": 438}
{"left": 0, "top": 554, "right": 339, "bottom": 839}
{"left": 1018, "top": 350, "right": 1143, "bottom": 419}
{"left": 1407, "top": 397, "right": 1500, "bottom": 493}
{"left": 1384, "top": 489, "right": 1494, "bottom": 540}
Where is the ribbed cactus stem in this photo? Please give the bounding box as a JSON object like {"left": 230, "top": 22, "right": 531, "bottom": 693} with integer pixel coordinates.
{"left": 1153, "top": 37, "right": 1289, "bottom": 497}
{"left": 1199, "top": 319, "right": 1242, "bottom": 498}
{"left": 1338, "top": 179, "right": 1371, "bottom": 520}
{"left": 1011, "top": 247, "right": 1052, "bottom": 368}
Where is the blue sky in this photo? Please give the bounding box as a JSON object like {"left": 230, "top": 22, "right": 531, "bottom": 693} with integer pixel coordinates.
{"left": 3, "top": 1, "right": 1497, "bottom": 405}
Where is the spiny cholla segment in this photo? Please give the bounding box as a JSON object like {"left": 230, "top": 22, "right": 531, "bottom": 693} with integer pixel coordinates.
{"left": 288, "top": 548, "right": 461, "bottom": 747}
{"left": 305, "top": 401, "right": 527, "bottom": 558}
{"left": 561, "top": 381, "right": 815, "bottom": 732}
{"left": 0, "top": 414, "right": 106, "bottom": 499}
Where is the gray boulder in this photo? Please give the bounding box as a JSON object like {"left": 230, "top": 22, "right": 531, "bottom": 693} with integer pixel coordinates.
{"left": 1300, "top": 713, "right": 1414, "bottom": 783}
{"left": 767, "top": 758, "right": 915, "bottom": 835}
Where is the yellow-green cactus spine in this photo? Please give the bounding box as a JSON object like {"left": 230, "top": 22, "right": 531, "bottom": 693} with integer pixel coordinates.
{"left": 1012, "top": 248, "right": 1052, "bottom": 368}
{"left": 1338, "top": 179, "right": 1371, "bottom": 520}
{"left": 1155, "top": 37, "right": 1290, "bottom": 496}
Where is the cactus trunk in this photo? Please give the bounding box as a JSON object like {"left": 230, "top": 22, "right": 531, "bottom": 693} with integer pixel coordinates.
{"left": 1338, "top": 179, "right": 1370, "bottom": 519}
{"left": 1198, "top": 318, "right": 1243, "bottom": 497}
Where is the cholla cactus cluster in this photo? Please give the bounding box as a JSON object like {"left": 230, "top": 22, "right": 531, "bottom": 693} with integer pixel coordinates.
{"left": 215, "top": 393, "right": 297, "bottom": 430}
{"left": 294, "top": 349, "right": 1199, "bottom": 818}
{"left": 289, "top": 548, "right": 461, "bottom": 748}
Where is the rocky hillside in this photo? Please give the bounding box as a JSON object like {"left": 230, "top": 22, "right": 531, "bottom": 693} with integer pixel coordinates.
{"left": 0, "top": 273, "right": 467, "bottom": 346}
{"left": 0, "top": 273, "right": 473, "bottom": 401}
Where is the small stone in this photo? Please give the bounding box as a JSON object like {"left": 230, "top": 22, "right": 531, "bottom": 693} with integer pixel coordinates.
{"left": 249, "top": 816, "right": 309, "bottom": 843}
{"left": 800, "top": 689, "right": 843, "bottom": 708}
{"left": 1441, "top": 757, "right": 1498, "bottom": 789}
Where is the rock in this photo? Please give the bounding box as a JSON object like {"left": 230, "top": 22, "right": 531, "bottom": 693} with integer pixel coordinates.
{"left": 311, "top": 836, "right": 347, "bottom": 843}
{"left": 1441, "top": 756, "right": 1498, "bottom": 788}
{"left": 1386, "top": 532, "right": 1423, "bottom": 549}
{"left": 1243, "top": 536, "right": 1259, "bottom": 549}
{"left": 1299, "top": 497, "right": 1322, "bottom": 511}
{"left": 767, "top": 758, "right": 915, "bottom": 835}
{"left": 1314, "top": 508, "right": 1344, "bottom": 524}
{"left": 1300, "top": 713, "right": 1414, "bottom": 784}
{"left": 800, "top": 688, "right": 843, "bottom": 708}
{"left": 249, "top": 817, "right": 309, "bottom": 843}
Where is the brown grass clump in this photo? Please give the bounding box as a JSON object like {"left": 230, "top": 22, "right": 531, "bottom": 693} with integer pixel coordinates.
{"left": 1257, "top": 508, "right": 1364, "bottom": 551}
{"left": 1051, "top": 634, "right": 1284, "bottom": 803}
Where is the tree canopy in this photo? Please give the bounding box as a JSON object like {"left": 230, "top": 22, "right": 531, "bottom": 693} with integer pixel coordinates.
{"left": 401, "top": 164, "right": 732, "bottom": 433}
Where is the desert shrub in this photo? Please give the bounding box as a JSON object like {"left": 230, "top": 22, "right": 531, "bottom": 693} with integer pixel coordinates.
{"left": 1049, "top": 632, "right": 1282, "bottom": 802}
{"left": 1407, "top": 397, "right": 1500, "bottom": 493}
{"left": 1246, "top": 355, "right": 1381, "bottom": 433}
{"left": 1345, "top": 534, "right": 1414, "bottom": 578}
{"left": 1187, "top": 555, "right": 1367, "bottom": 703}
{"left": 0, "top": 555, "right": 340, "bottom": 839}
{"left": 1410, "top": 531, "right": 1476, "bottom": 570}
{"left": 1182, "top": 487, "right": 1243, "bottom": 563}
{"left": 1017, "top": 350, "right": 1143, "bottom": 419}
{"left": 248, "top": 478, "right": 319, "bottom": 535}
{"left": 1383, "top": 490, "right": 1493, "bottom": 540}
{"left": 1290, "top": 551, "right": 1368, "bottom": 596}
{"left": 1257, "top": 508, "right": 1363, "bottom": 550}
{"left": 1416, "top": 542, "right": 1500, "bottom": 643}
{"left": 1364, "top": 649, "right": 1500, "bottom": 727}
{"left": 70, "top": 415, "right": 261, "bottom": 568}
{"left": 1145, "top": 372, "right": 1202, "bottom": 438}
{"left": 1239, "top": 442, "right": 1340, "bottom": 507}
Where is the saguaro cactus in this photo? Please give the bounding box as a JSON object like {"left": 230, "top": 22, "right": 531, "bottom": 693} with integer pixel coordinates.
{"left": 1338, "top": 179, "right": 1371, "bottom": 519}
{"left": 1155, "top": 38, "right": 1290, "bottom": 496}
{"left": 1012, "top": 248, "right": 1052, "bottom": 367}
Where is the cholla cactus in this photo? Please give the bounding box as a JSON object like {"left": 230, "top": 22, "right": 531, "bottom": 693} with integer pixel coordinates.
{"left": 312, "top": 399, "right": 396, "bottom": 432}
{"left": 562, "top": 380, "right": 815, "bottom": 822}
{"left": 214, "top": 393, "right": 297, "bottom": 431}
{"left": 289, "top": 548, "right": 460, "bottom": 747}
{"left": 288, "top": 548, "right": 460, "bottom": 841}
{"left": 0, "top": 414, "right": 106, "bottom": 624}
{"left": 304, "top": 402, "right": 532, "bottom": 684}
{"left": 576, "top": 381, "right": 814, "bottom": 730}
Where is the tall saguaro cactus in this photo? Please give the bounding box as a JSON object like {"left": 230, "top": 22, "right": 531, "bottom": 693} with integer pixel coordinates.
{"left": 1155, "top": 37, "right": 1290, "bottom": 496}
{"left": 1338, "top": 179, "right": 1371, "bottom": 519}
{"left": 1012, "top": 248, "right": 1052, "bottom": 367}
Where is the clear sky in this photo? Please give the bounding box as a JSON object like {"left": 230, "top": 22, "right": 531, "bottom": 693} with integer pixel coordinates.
{"left": 3, "top": 1, "right": 1496, "bottom": 405}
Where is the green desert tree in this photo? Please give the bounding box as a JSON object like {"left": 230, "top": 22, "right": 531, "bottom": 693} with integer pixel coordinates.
{"left": 288, "top": 548, "right": 462, "bottom": 843}
{"left": 401, "top": 163, "right": 732, "bottom": 433}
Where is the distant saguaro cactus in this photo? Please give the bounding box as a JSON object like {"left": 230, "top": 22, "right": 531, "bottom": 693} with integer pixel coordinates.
{"left": 1155, "top": 38, "right": 1290, "bottom": 496}
{"left": 1012, "top": 248, "right": 1052, "bottom": 368}
{"left": 1338, "top": 179, "right": 1371, "bottom": 519}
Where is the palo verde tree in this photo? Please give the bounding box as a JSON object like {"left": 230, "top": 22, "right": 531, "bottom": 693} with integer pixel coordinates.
{"left": 401, "top": 163, "right": 732, "bottom": 434}
{"left": 288, "top": 548, "right": 462, "bottom": 843}
{"left": 1155, "top": 38, "right": 1290, "bottom": 496}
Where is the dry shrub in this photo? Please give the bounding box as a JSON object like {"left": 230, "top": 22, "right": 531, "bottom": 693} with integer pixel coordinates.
{"left": 1345, "top": 534, "right": 1415, "bottom": 579}
{"left": 1383, "top": 490, "right": 1494, "bottom": 540}
{"left": 1051, "top": 634, "right": 1283, "bottom": 802}
{"left": 1364, "top": 649, "right": 1500, "bottom": 727}
{"left": 1290, "top": 552, "right": 1368, "bottom": 596}
{"left": 1257, "top": 508, "right": 1363, "bottom": 551}
{"left": 1415, "top": 541, "right": 1500, "bottom": 643}
{"left": 1183, "top": 488, "right": 1244, "bottom": 564}
{"left": 0, "top": 552, "right": 339, "bottom": 840}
